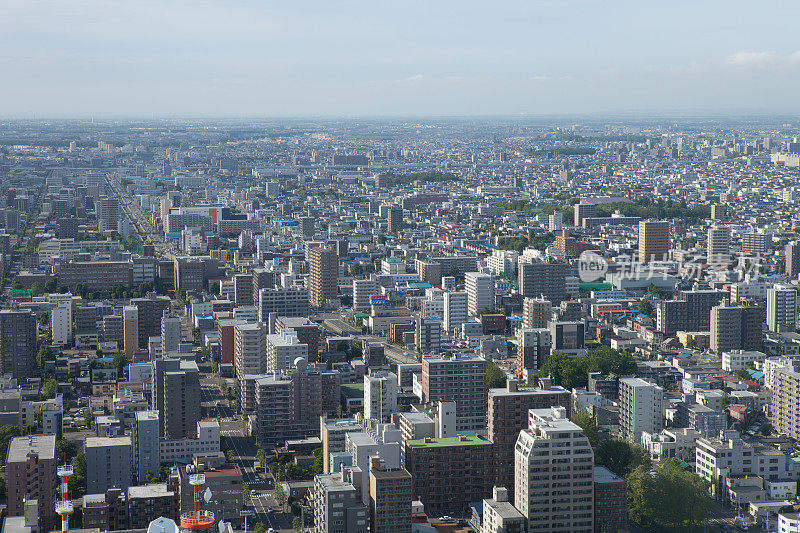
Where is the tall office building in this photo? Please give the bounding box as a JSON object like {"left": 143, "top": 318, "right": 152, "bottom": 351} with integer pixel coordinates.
{"left": 522, "top": 297, "right": 552, "bottom": 329}
{"left": 308, "top": 246, "right": 338, "bottom": 308}
{"left": 422, "top": 355, "right": 486, "bottom": 431}
{"left": 707, "top": 225, "right": 731, "bottom": 266}
{"left": 514, "top": 407, "right": 594, "bottom": 533}
{"left": 0, "top": 309, "right": 37, "bottom": 382}
{"left": 638, "top": 220, "right": 670, "bottom": 263}
{"left": 787, "top": 242, "right": 800, "bottom": 279}
{"left": 442, "top": 291, "right": 468, "bottom": 333}
{"left": 618, "top": 378, "right": 664, "bottom": 443}
{"left": 767, "top": 285, "right": 798, "bottom": 332}
{"left": 364, "top": 371, "right": 398, "bottom": 422}
{"left": 368, "top": 457, "right": 412, "bottom": 533}
{"left": 465, "top": 272, "right": 494, "bottom": 316}
{"left": 517, "top": 259, "right": 568, "bottom": 304}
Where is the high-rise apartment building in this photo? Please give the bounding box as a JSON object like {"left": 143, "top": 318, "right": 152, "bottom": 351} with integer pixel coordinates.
{"left": 618, "top": 378, "right": 663, "bottom": 443}
{"left": 514, "top": 407, "right": 594, "bottom": 533}
{"left": 707, "top": 225, "right": 731, "bottom": 266}
{"left": 443, "top": 291, "right": 468, "bottom": 333}
{"left": 258, "top": 286, "right": 310, "bottom": 319}
{"left": 657, "top": 289, "right": 728, "bottom": 336}
{"left": 769, "top": 363, "right": 800, "bottom": 441}
{"left": 0, "top": 309, "right": 37, "bottom": 382}
{"left": 517, "top": 259, "right": 568, "bottom": 304}
{"left": 594, "top": 466, "right": 628, "bottom": 533}
{"left": 515, "top": 328, "right": 551, "bottom": 379}
{"left": 233, "top": 272, "right": 253, "bottom": 306}
{"left": 422, "top": 355, "right": 486, "bottom": 431}
{"left": 480, "top": 486, "right": 525, "bottom": 533}
{"left": 767, "top": 285, "right": 797, "bottom": 332}
{"left": 465, "top": 272, "right": 494, "bottom": 316}
{"left": 122, "top": 305, "right": 139, "bottom": 358}
{"left": 132, "top": 410, "right": 160, "bottom": 482}
{"left": 234, "top": 323, "right": 267, "bottom": 379}
{"left": 266, "top": 328, "right": 308, "bottom": 374}
{"left": 488, "top": 380, "right": 571, "bottom": 494}
{"left": 131, "top": 293, "right": 171, "bottom": 349}
{"left": 50, "top": 301, "right": 72, "bottom": 346}
{"left": 85, "top": 436, "right": 133, "bottom": 494}
{"left": 387, "top": 205, "right": 403, "bottom": 233}
{"left": 638, "top": 220, "right": 670, "bottom": 263}
{"left": 308, "top": 246, "right": 339, "bottom": 308}
{"left": 415, "top": 317, "right": 441, "bottom": 354}
{"left": 97, "top": 196, "right": 120, "bottom": 233}
{"left": 368, "top": 457, "right": 412, "bottom": 533}
{"left": 7, "top": 435, "right": 57, "bottom": 531}
{"left": 522, "top": 297, "right": 552, "bottom": 329}
{"left": 710, "top": 304, "right": 763, "bottom": 354}
{"left": 364, "top": 371, "right": 398, "bottom": 422}
{"left": 152, "top": 358, "right": 201, "bottom": 439}
{"left": 787, "top": 242, "right": 800, "bottom": 279}
{"left": 160, "top": 312, "right": 182, "bottom": 353}
{"left": 353, "top": 279, "right": 380, "bottom": 311}
{"left": 311, "top": 472, "right": 369, "bottom": 533}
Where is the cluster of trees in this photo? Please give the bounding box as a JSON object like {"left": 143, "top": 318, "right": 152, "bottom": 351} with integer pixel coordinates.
{"left": 266, "top": 448, "right": 324, "bottom": 481}
{"left": 595, "top": 198, "right": 712, "bottom": 224}
{"left": 486, "top": 359, "right": 507, "bottom": 389}
{"left": 377, "top": 171, "right": 459, "bottom": 185}
{"left": 628, "top": 458, "right": 712, "bottom": 529}
{"left": 537, "top": 346, "right": 637, "bottom": 390}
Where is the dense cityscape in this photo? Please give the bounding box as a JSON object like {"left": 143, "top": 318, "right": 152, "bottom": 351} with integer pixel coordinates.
{"left": 1, "top": 117, "right": 800, "bottom": 533}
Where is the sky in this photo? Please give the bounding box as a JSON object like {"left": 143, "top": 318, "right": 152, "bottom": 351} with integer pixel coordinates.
{"left": 3, "top": 0, "right": 800, "bottom": 118}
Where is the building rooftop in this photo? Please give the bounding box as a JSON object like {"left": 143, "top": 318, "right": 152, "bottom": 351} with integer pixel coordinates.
{"left": 128, "top": 483, "right": 173, "bottom": 499}
{"left": 405, "top": 435, "right": 491, "bottom": 449}
{"left": 85, "top": 436, "right": 132, "bottom": 449}
{"left": 594, "top": 465, "right": 626, "bottom": 484}
{"left": 7, "top": 434, "right": 55, "bottom": 463}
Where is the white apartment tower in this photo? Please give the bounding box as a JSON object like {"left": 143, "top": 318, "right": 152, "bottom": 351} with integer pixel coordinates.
{"left": 514, "top": 406, "right": 594, "bottom": 532}
{"left": 364, "top": 371, "right": 398, "bottom": 422}
{"left": 767, "top": 285, "right": 797, "bottom": 332}
{"left": 443, "top": 291, "right": 468, "bottom": 333}
{"left": 465, "top": 272, "right": 494, "bottom": 317}
{"left": 618, "top": 377, "right": 664, "bottom": 443}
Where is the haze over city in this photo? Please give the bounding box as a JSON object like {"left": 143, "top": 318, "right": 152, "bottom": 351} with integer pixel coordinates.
{"left": 4, "top": 0, "right": 800, "bottom": 117}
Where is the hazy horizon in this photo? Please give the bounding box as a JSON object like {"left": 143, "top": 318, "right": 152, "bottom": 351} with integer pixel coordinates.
{"left": 4, "top": 0, "right": 800, "bottom": 118}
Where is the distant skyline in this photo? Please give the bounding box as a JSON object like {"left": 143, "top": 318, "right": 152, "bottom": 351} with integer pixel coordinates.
{"left": 3, "top": 1, "right": 800, "bottom": 118}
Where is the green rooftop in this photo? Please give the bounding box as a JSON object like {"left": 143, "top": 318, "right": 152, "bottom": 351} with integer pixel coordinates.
{"left": 406, "top": 435, "right": 491, "bottom": 448}
{"left": 340, "top": 383, "right": 364, "bottom": 399}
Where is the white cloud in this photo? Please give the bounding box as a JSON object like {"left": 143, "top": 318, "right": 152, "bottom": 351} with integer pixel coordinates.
{"left": 395, "top": 74, "right": 424, "bottom": 83}
{"left": 528, "top": 74, "right": 572, "bottom": 82}
{"left": 725, "top": 51, "right": 776, "bottom": 67}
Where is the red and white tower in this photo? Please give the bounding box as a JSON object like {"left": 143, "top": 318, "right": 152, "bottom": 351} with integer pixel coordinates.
{"left": 180, "top": 474, "right": 215, "bottom": 533}
{"left": 56, "top": 465, "right": 74, "bottom": 533}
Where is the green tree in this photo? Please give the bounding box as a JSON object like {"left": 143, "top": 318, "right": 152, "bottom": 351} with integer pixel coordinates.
{"left": 628, "top": 458, "right": 712, "bottom": 530}
{"left": 30, "top": 282, "right": 45, "bottom": 296}
{"left": 36, "top": 345, "right": 55, "bottom": 368}
{"left": 112, "top": 351, "right": 127, "bottom": 378}
{"left": 55, "top": 439, "right": 78, "bottom": 464}
{"left": 638, "top": 298, "right": 654, "bottom": 316}
{"left": 596, "top": 439, "right": 651, "bottom": 478}
{"left": 40, "top": 378, "right": 58, "bottom": 400}
{"left": 312, "top": 447, "right": 324, "bottom": 475}
{"left": 485, "top": 359, "right": 507, "bottom": 389}
{"left": 253, "top": 523, "right": 266, "bottom": 533}
{"left": 292, "top": 517, "right": 302, "bottom": 532}
{"left": 84, "top": 408, "right": 95, "bottom": 429}
{"left": 70, "top": 450, "right": 86, "bottom": 497}
{"left": 255, "top": 445, "right": 266, "bottom": 466}
{"left": 0, "top": 425, "right": 22, "bottom": 466}
{"left": 274, "top": 483, "right": 287, "bottom": 510}
{"left": 570, "top": 410, "right": 598, "bottom": 447}
{"left": 242, "top": 485, "right": 251, "bottom": 506}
